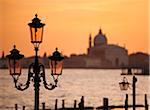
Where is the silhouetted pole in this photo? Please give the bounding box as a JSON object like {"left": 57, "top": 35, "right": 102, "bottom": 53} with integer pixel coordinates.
{"left": 125, "top": 94, "right": 128, "bottom": 110}
{"left": 145, "top": 94, "right": 148, "bottom": 110}
{"left": 42, "top": 102, "right": 45, "bottom": 110}
{"left": 103, "top": 98, "right": 109, "bottom": 110}
{"left": 23, "top": 106, "right": 25, "bottom": 110}
{"left": 15, "top": 104, "right": 18, "bottom": 110}
{"left": 132, "top": 76, "right": 137, "bottom": 110}
{"left": 55, "top": 99, "right": 58, "bottom": 110}
{"left": 74, "top": 100, "right": 77, "bottom": 108}
{"left": 62, "top": 99, "right": 65, "bottom": 109}
{"left": 34, "top": 48, "right": 40, "bottom": 110}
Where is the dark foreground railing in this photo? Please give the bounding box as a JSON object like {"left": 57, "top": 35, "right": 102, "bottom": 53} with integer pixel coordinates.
{"left": 14, "top": 94, "right": 148, "bottom": 110}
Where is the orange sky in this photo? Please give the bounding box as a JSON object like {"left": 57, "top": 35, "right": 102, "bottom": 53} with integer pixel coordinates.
{"left": 0, "top": 0, "right": 148, "bottom": 57}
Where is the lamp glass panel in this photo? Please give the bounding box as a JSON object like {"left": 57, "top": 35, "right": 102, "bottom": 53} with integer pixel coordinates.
{"left": 119, "top": 82, "right": 129, "bottom": 90}
{"left": 8, "top": 59, "right": 22, "bottom": 75}
{"left": 50, "top": 60, "right": 63, "bottom": 75}
{"left": 30, "top": 27, "right": 43, "bottom": 43}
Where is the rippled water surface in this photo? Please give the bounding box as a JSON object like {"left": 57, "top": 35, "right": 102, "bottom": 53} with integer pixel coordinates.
{"left": 0, "top": 69, "right": 150, "bottom": 110}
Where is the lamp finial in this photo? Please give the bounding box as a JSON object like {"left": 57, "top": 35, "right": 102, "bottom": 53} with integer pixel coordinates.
{"left": 13, "top": 45, "right": 16, "bottom": 49}
{"left": 35, "top": 14, "right": 38, "bottom": 18}
{"left": 56, "top": 47, "right": 58, "bottom": 51}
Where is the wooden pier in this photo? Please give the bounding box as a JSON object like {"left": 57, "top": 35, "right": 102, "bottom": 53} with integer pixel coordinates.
{"left": 14, "top": 94, "right": 149, "bottom": 110}
{"left": 121, "top": 67, "right": 149, "bottom": 75}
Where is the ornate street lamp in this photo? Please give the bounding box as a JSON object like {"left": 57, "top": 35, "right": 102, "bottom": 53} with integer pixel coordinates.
{"left": 6, "top": 14, "right": 64, "bottom": 110}
{"left": 119, "top": 77, "right": 130, "bottom": 91}
{"left": 49, "top": 48, "right": 64, "bottom": 86}
{"left": 6, "top": 45, "right": 24, "bottom": 82}
{"left": 28, "top": 14, "right": 45, "bottom": 48}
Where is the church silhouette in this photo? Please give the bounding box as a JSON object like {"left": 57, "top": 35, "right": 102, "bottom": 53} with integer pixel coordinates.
{"left": 64, "top": 28, "right": 128, "bottom": 68}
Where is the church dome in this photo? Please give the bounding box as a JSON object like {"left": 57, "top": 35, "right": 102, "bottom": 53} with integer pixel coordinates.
{"left": 94, "top": 29, "right": 107, "bottom": 46}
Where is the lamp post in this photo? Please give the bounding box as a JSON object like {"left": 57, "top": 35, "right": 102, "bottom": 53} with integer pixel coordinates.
{"left": 6, "top": 14, "right": 64, "bottom": 110}
{"left": 119, "top": 76, "right": 137, "bottom": 110}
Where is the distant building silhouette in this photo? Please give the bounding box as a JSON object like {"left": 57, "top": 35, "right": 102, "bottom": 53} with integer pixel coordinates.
{"left": 86, "top": 28, "right": 128, "bottom": 68}
{"left": 0, "top": 29, "right": 149, "bottom": 69}
{"left": 64, "top": 54, "right": 87, "bottom": 68}
{"left": 64, "top": 28, "right": 129, "bottom": 68}
{"left": 1, "top": 51, "right": 5, "bottom": 59}
{"left": 129, "top": 52, "right": 149, "bottom": 68}
{"left": 0, "top": 51, "right": 7, "bottom": 68}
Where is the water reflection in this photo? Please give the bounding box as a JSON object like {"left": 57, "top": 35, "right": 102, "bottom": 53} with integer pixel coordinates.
{"left": 0, "top": 69, "right": 149, "bottom": 110}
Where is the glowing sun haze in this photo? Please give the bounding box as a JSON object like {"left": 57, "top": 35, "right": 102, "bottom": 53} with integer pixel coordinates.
{"left": 0, "top": 0, "right": 148, "bottom": 57}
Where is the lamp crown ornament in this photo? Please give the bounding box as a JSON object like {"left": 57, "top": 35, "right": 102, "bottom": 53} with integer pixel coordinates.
{"left": 49, "top": 48, "right": 64, "bottom": 61}
{"left": 28, "top": 14, "right": 45, "bottom": 28}
{"left": 28, "top": 14, "right": 45, "bottom": 47}
{"left": 6, "top": 45, "right": 24, "bottom": 60}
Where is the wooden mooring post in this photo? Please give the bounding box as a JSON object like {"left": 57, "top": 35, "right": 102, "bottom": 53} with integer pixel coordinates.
{"left": 15, "top": 104, "right": 26, "bottom": 110}
{"left": 103, "top": 98, "right": 109, "bottom": 110}
{"left": 55, "top": 99, "right": 58, "bottom": 110}
{"left": 42, "top": 102, "right": 45, "bottom": 110}
{"left": 74, "top": 100, "right": 77, "bottom": 108}
{"left": 22, "top": 105, "right": 25, "bottom": 110}
{"left": 15, "top": 104, "right": 18, "bottom": 110}
{"left": 125, "top": 94, "right": 128, "bottom": 110}
{"left": 145, "top": 94, "right": 149, "bottom": 110}
{"left": 62, "top": 99, "right": 65, "bottom": 109}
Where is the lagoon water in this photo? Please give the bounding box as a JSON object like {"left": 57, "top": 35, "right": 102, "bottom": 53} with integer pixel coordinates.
{"left": 0, "top": 69, "right": 150, "bottom": 110}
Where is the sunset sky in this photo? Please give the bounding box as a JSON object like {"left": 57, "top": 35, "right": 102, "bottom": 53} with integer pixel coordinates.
{"left": 0, "top": 0, "right": 148, "bottom": 57}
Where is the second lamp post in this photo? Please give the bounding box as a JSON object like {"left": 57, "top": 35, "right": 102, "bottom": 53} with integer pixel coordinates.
{"left": 119, "top": 76, "right": 137, "bottom": 110}
{"left": 6, "top": 14, "right": 64, "bottom": 110}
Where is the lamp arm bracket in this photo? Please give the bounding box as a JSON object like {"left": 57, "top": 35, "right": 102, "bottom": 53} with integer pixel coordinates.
{"left": 13, "top": 64, "right": 35, "bottom": 91}
{"left": 14, "top": 81, "right": 30, "bottom": 91}
{"left": 28, "top": 63, "right": 35, "bottom": 81}
{"left": 40, "top": 64, "right": 56, "bottom": 90}
{"left": 13, "top": 72, "right": 32, "bottom": 91}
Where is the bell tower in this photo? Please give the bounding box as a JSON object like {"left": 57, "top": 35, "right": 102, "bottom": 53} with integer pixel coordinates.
{"left": 87, "top": 34, "right": 92, "bottom": 55}
{"left": 89, "top": 34, "right": 92, "bottom": 49}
